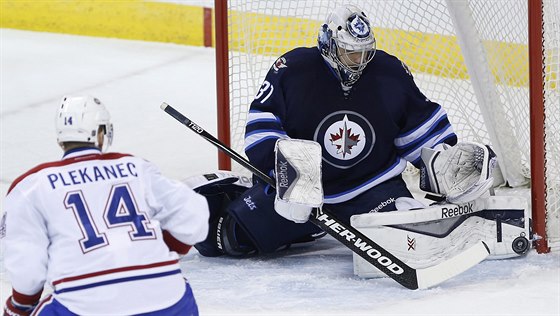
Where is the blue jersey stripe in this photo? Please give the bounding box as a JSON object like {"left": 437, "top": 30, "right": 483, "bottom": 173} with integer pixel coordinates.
{"left": 324, "top": 158, "right": 407, "bottom": 204}
{"left": 54, "top": 269, "right": 181, "bottom": 294}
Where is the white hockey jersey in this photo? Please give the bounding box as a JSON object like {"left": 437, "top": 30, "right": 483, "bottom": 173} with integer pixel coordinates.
{"left": 1, "top": 148, "right": 209, "bottom": 315}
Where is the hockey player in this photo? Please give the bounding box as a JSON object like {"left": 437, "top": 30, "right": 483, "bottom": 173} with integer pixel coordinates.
{"left": 194, "top": 5, "right": 509, "bottom": 258}
{"left": 1, "top": 96, "right": 209, "bottom": 315}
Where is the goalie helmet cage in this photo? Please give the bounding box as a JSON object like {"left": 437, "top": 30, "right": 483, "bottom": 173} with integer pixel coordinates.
{"left": 214, "top": 0, "right": 559, "bottom": 253}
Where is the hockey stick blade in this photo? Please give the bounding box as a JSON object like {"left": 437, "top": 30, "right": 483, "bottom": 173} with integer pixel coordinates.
{"left": 161, "top": 102, "right": 490, "bottom": 289}
{"left": 416, "top": 241, "right": 489, "bottom": 289}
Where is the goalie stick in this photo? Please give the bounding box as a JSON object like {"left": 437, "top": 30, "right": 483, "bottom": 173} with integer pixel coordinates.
{"left": 160, "top": 102, "right": 490, "bottom": 290}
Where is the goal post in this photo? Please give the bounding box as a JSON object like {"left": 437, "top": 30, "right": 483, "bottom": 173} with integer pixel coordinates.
{"left": 214, "top": 0, "right": 559, "bottom": 253}
{"left": 215, "top": 0, "right": 231, "bottom": 171}
{"left": 529, "top": 0, "right": 550, "bottom": 254}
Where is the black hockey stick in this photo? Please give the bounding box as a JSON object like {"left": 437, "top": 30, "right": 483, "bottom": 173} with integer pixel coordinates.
{"left": 161, "top": 102, "right": 490, "bottom": 290}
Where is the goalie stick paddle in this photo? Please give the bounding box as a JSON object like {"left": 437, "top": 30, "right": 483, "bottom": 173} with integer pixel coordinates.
{"left": 160, "top": 102, "right": 490, "bottom": 290}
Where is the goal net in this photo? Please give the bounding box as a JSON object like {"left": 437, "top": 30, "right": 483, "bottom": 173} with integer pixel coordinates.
{"left": 215, "top": 0, "right": 559, "bottom": 253}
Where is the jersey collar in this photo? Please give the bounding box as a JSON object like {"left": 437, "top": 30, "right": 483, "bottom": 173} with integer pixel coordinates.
{"left": 62, "top": 147, "right": 102, "bottom": 160}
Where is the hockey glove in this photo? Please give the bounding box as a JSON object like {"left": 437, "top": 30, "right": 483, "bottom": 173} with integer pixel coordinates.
{"left": 419, "top": 142, "right": 497, "bottom": 204}
{"left": 187, "top": 174, "right": 254, "bottom": 257}
{"left": 274, "top": 139, "right": 323, "bottom": 223}
{"left": 4, "top": 296, "right": 38, "bottom": 316}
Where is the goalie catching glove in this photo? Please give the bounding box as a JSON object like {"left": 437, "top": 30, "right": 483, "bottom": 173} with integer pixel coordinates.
{"left": 274, "top": 139, "right": 323, "bottom": 223}
{"left": 420, "top": 141, "right": 497, "bottom": 204}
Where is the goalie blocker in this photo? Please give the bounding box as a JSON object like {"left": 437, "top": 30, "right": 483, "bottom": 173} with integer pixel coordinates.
{"left": 351, "top": 196, "right": 532, "bottom": 278}
{"left": 274, "top": 139, "right": 323, "bottom": 223}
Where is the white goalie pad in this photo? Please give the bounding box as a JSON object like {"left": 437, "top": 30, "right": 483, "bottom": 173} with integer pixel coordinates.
{"left": 274, "top": 139, "right": 323, "bottom": 223}
{"left": 350, "top": 196, "right": 531, "bottom": 278}
{"left": 420, "top": 142, "right": 498, "bottom": 203}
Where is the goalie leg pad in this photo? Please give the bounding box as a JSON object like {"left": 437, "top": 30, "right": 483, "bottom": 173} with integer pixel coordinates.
{"left": 228, "top": 183, "right": 323, "bottom": 253}
{"left": 350, "top": 196, "right": 531, "bottom": 278}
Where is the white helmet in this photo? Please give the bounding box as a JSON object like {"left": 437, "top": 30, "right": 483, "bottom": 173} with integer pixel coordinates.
{"left": 55, "top": 95, "right": 113, "bottom": 150}
{"left": 318, "top": 5, "right": 376, "bottom": 87}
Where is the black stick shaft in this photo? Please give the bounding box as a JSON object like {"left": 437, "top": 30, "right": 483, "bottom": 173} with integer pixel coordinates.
{"left": 161, "top": 103, "right": 274, "bottom": 186}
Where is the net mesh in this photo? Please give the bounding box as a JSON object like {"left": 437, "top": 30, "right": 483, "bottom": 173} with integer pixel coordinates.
{"left": 542, "top": 0, "right": 560, "bottom": 249}
{"left": 223, "top": 0, "right": 559, "bottom": 250}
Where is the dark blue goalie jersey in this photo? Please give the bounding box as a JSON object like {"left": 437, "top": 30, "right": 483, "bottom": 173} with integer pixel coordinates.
{"left": 245, "top": 47, "right": 457, "bottom": 204}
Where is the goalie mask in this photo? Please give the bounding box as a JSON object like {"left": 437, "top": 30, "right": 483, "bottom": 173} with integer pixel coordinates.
{"left": 55, "top": 95, "right": 114, "bottom": 151}
{"left": 318, "top": 5, "right": 376, "bottom": 88}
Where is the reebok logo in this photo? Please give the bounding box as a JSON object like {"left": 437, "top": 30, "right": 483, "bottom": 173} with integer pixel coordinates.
{"left": 278, "top": 160, "right": 289, "bottom": 188}
{"left": 441, "top": 203, "right": 474, "bottom": 218}
{"left": 370, "top": 197, "right": 395, "bottom": 213}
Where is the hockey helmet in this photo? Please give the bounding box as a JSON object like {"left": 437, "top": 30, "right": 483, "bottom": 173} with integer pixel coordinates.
{"left": 55, "top": 95, "right": 113, "bottom": 150}
{"left": 318, "top": 5, "right": 376, "bottom": 86}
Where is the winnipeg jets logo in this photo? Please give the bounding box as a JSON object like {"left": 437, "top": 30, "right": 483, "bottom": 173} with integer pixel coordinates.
{"left": 347, "top": 14, "right": 370, "bottom": 38}
{"left": 329, "top": 115, "right": 361, "bottom": 158}
{"left": 314, "top": 111, "right": 375, "bottom": 169}
{"left": 272, "top": 57, "right": 287, "bottom": 72}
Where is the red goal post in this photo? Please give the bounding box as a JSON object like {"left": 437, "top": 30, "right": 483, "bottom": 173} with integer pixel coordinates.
{"left": 214, "top": 0, "right": 559, "bottom": 253}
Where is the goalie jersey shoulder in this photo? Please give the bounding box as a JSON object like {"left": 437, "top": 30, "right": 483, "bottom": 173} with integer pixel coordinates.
{"left": 267, "top": 47, "right": 325, "bottom": 78}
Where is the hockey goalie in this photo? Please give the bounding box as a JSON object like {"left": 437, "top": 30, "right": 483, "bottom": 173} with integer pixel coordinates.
{"left": 185, "top": 139, "right": 531, "bottom": 280}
